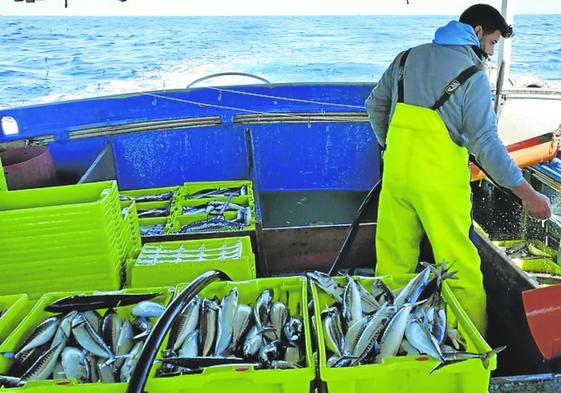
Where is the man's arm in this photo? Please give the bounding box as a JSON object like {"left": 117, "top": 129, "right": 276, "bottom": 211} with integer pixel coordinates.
{"left": 365, "top": 53, "right": 402, "bottom": 147}
{"left": 462, "top": 73, "right": 551, "bottom": 219}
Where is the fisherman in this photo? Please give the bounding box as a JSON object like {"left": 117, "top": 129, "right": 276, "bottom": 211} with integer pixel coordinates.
{"left": 365, "top": 4, "right": 551, "bottom": 335}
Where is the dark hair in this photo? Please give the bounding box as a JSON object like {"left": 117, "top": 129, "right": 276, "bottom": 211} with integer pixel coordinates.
{"left": 459, "top": 4, "right": 513, "bottom": 38}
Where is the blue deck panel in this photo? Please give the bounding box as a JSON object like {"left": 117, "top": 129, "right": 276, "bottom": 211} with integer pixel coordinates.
{"left": 0, "top": 83, "right": 380, "bottom": 191}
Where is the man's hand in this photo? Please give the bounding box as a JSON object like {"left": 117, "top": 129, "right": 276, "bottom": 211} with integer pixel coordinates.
{"left": 512, "top": 180, "right": 552, "bottom": 220}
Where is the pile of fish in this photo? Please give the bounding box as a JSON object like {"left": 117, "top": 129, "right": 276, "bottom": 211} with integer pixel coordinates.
{"left": 186, "top": 186, "right": 248, "bottom": 200}
{"left": 120, "top": 190, "right": 175, "bottom": 203}
{"left": 0, "top": 293, "right": 168, "bottom": 388}
{"left": 499, "top": 240, "right": 557, "bottom": 260}
{"left": 182, "top": 200, "right": 252, "bottom": 220}
{"left": 137, "top": 204, "right": 172, "bottom": 219}
{"left": 158, "top": 287, "right": 305, "bottom": 376}
{"left": 178, "top": 215, "right": 249, "bottom": 234}
{"left": 140, "top": 223, "right": 165, "bottom": 236}
{"left": 308, "top": 264, "right": 504, "bottom": 371}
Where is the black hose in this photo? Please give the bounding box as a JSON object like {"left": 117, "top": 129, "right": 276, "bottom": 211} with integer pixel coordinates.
{"left": 327, "top": 179, "right": 382, "bottom": 275}
{"left": 126, "top": 270, "right": 230, "bottom": 393}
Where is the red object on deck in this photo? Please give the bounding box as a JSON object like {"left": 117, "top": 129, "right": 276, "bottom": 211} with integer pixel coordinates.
{"left": 0, "top": 146, "right": 57, "bottom": 190}
{"left": 522, "top": 284, "right": 561, "bottom": 360}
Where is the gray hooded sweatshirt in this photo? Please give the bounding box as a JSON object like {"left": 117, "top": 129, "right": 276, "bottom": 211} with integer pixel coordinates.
{"left": 365, "top": 20, "right": 523, "bottom": 189}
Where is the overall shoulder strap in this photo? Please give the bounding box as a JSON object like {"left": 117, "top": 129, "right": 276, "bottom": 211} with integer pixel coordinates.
{"left": 431, "top": 65, "right": 480, "bottom": 110}
{"left": 397, "top": 49, "right": 411, "bottom": 103}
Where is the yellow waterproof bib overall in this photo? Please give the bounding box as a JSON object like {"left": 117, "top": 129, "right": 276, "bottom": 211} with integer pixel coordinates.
{"left": 375, "top": 50, "right": 487, "bottom": 335}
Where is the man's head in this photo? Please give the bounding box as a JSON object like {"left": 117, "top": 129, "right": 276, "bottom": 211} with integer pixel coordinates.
{"left": 460, "top": 4, "right": 513, "bottom": 57}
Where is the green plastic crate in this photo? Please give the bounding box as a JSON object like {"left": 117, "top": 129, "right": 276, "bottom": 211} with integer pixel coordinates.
{"left": 147, "top": 276, "right": 314, "bottom": 393}
{"left": 0, "top": 294, "right": 30, "bottom": 345}
{"left": 0, "top": 287, "right": 175, "bottom": 389}
{"left": 127, "top": 237, "right": 256, "bottom": 288}
{"left": 181, "top": 180, "right": 254, "bottom": 201}
{"left": 311, "top": 275, "right": 495, "bottom": 393}
{"left": 139, "top": 217, "right": 169, "bottom": 236}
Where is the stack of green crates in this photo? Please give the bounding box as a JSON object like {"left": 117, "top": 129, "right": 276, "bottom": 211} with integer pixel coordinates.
{"left": 0, "top": 157, "right": 6, "bottom": 191}
{"left": 168, "top": 180, "right": 256, "bottom": 235}
{"left": 120, "top": 185, "right": 181, "bottom": 237}
{"left": 146, "top": 277, "right": 315, "bottom": 393}
{"left": 311, "top": 275, "right": 496, "bottom": 393}
{"left": 126, "top": 236, "right": 256, "bottom": 288}
{"left": 0, "top": 181, "right": 128, "bottom": 299}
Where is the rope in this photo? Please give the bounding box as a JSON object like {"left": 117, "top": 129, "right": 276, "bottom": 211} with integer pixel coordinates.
{"left": 205, "top": 87, "right": 366, "bottom": 109}
{"left": 143, "top": 93, "right": 366, "bottom": 122}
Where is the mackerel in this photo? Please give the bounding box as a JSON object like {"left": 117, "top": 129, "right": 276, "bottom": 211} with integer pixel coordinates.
{"left": 169, "top": 296, "right": 200, "bottom": 351}
{"left": 16, "top": 316, "right": 59, "bottom": 354}
{"left": 199, "top": 298, "right": 219, "bottom": 357}
{"left": 230, "top": 304, "right": 253, "bottom": 351}
{"left": 394, "top": 265, "right": 431, "bottom": 308}
{"left": 72, "top": 313, "right": 115, "bottom": 358}
{"left": 322, "top": 307, "right": 344, "bottom": 356}
{"left": 269, "top": 302, "right": 288, "bottom": 341}
{"left": 214, "top": 288, "right": 239, "bottom": 356}
{"left": 342, "top": 276, "right": 362, "bottom": 328}
{"left": 378, "top": 303, "right": 414, "bottom": 360}
{"left": 61, "top": 346, "right": 90, "bottom": 383}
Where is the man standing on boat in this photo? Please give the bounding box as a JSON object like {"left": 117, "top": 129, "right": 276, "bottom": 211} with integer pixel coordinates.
{"left": 365, "top": 4, "right": 551, "bottom": 335}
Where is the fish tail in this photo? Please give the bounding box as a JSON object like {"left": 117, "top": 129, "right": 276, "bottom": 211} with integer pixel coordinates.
{"left": 481, "top": 345, "right": 507, "bottom": 369}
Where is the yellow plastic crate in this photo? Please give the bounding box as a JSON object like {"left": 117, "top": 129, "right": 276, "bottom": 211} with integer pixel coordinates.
{"left": 147, "top": 276, "right": 315, "bottom": 393}
{"left": 0, "top": 287, "right": 175, "bottom": 389}
{"left": 311, "top": 275, "right": 495, "bottom": 393}
{"left": 127, "top": 237, "right": 256, "bottom": 288}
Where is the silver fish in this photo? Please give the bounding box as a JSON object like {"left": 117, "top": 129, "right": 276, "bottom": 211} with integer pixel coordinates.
{"left": 270, "top": 360, "right": 300, "bottom": 369}
{"left": 102, "top": 309, "right": 123, "bottom": 352}
{"left": 322, "top": 307, "right": 344, "bottom": 356}
{"left": 0, "top": 375, "right": 24, "bottom": 388}
{"left": 199, "top": 299, "right": 219, "bottom": 357}
{"left": 356, "top": 281, "right": 380, "bottom": 314}
{"left": 49, "top": 311, "right": 76, "bottom": 350}
{"left": 116, "top": 320, "right": 134, "bottom": 356}
{"left": 86, "top": 352, "right": 98, "bottom": 383}
{"left": 61, "top": 346, "right": 90, "bottom": 383}
{"left": 97, "top": 359, "right": 116, "bottom": 383}
{"left": 169, "top": 296, "right": 200, "bottom": 351}
{"left": 120, "top": 341, "right": 143, "bottom": 383}
{"left": 83, "top": 310, "right": 103, "bottom": 336}
{"left": 132, "top": 301, "right": 166, "bottom": 318}
{"left": 378, "top": 303, "right": 414, "bottom": 360}
{"left": 269, "top": 302, "right": 288, "bottom": 341}
{"left": 351, "top": 305, "right": 394, "bottom": 365}
{"left": 254, "top": 289, "right": 273, "bottom": 329}
{"left": 132, "top": 317, "right": 151, "bottom": 340}
{"left": 371, "top": 279, "right": 394, "bottom": 305}
{"left": 21, "top": 336, "right": 67, "bottom": 381}
{"left": 307, "top": 271, "right": 344, "bottom": 302}
{"left": 342, "top": 276, "right": 363, "bottom": 328}
{"left": 284, "top": 343, "right": 302, "bottom": 365}
{"left": 405, "top": 317, "right": 444, "bottom": 363}
{"left": 51, "top": 360, "right": 65, "bottom": 380}
{"left": 16, "top": 316, "right": 60, "bottom": 355}
{"left": 258, "top": 341, "right": 279, "bottom": 364}
{"left": 215, "top": 289, "right": 239, "bottom": 356}
{"left": 426, "top": 298, "right": 446, "bottom": 345}
{"left": 72, "top": 313, "right": 114, "bottom": 358}
{"left": 442, "top": 346, "right": 506, "bottom": 369}
{"left": 283, "top": 317, "right": 303, "bottom": 342}
{"left": 399, "top": 337, "right": 420, "bottom": 356}
{"left": 230, "top": 304, "right": 253, "bottom": 352}
{"left": 342, "top": 317, "right": 368, "bottom": 357}
{"left": 243, "top": 325, "right": 266, "bottom": 357}
{"left": 394, "top": 265, "right": 431, "bottom": 308}
{"left": 179, "top": 330, "right": 199, "bottom": 358}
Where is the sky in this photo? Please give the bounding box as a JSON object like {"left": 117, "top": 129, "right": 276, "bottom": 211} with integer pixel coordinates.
{"left": 1, "top": 0, "right": 560, "bottom": 16}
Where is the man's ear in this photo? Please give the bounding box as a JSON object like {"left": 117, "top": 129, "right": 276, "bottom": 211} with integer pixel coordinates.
{"left": 474, "top": 25, "right": 484, "bottom": 39}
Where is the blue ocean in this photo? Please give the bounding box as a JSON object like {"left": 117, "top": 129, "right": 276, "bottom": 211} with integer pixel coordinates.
{"left": 0, "top": 15, "right": 560, "bottom": 109}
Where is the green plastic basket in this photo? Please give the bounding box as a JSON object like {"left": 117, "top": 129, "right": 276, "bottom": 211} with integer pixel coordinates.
{"left": 0, "top": 287, "right": 175, "bottom": 389}
{"left": 311, "top": 275, "right": 495, "bottom": 393}
{"left": 147, "top": 276, "right": 315, "bottom": 393}
{"left": 127, "top": 237, "right": 256, "bottom": 288}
